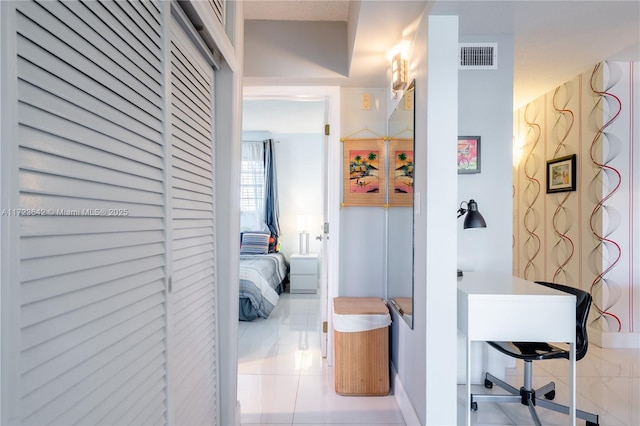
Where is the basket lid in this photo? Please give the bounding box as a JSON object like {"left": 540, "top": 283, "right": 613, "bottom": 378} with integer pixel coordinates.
{"left": 333, "top": 297, "right": 388, "bottom": 315}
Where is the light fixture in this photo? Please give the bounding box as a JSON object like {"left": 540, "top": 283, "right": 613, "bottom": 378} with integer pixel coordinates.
{"left": 457, "top": 199, "right": 487, "bottom": 277}
{"left": 391, "top": 52, "right": 407, "bottom": 91}
{"left": 457, "top": 199, "right": 487, "bottom": 229}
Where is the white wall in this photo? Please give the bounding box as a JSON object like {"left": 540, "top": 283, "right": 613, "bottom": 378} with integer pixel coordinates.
{"left": 244, "top": 20, "right": 348, "bottom": 83}
{"left": 275, "top": 133, "right": 323, "bottom": 259}
{"left": 339, "top": 87, "right": 387, "bottom": 297}
{"left": 455, "top": 34, "right": 516, "bottom": 386}
{"left": 457, "top": 35, "right": 514, "bottom": 274}
{"left": 388, "top": 12, "right": 460, "bottom": 425}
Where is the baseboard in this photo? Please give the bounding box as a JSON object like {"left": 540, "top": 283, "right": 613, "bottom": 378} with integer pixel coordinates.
{"left": 390, "top": 364, "right": 421, "bottom": 425}
{"left": 590, "top": 328, "right": 640, "bottom": 348}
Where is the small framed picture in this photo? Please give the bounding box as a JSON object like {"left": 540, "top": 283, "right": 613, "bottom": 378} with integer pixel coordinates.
{"left": 457, "top": 136, "right": 480, "bottom": 174}
{"left": 546, "top": 154, "right": 576, "bottom": 193}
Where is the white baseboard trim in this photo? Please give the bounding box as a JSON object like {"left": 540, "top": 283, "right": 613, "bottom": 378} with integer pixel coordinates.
{"left": 391, "top": 364, "right": 421, "bottom": 425}
{"left": 590, "top": 328, "right": 640, "bottom": 349}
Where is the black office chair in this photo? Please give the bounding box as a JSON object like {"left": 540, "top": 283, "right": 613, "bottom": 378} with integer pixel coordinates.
{"left": 470, "top": 281, "right": 599, "bottom": 426}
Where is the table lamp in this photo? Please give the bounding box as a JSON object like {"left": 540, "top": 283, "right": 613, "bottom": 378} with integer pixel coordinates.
{"left": 457, "top": 199, "right": 487, "bottom": 276}
{"left": 297, "top": 215, "right": 310, "bottom": 255}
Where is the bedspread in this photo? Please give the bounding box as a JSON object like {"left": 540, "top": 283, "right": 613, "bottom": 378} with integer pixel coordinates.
{"left": 239, "top": 252, "right": 288, "bottom": 320}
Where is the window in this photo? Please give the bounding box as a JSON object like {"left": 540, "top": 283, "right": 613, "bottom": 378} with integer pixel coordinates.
{"left": 240, "top": 158, "right": 264, "bottom": 212}
{"left": 240, "top": 143, "right": 265, "bottom": 230}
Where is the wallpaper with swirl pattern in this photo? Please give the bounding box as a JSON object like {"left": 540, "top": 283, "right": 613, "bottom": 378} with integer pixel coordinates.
{"left": 513, "top": 61, "right": 639, "bottom": 347}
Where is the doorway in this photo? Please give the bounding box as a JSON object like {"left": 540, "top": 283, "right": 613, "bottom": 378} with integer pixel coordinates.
{"left": 237, "top": 87, "right": 341, "bottom": 421}
{"left": 241, "top": 85, "right": 341, "bottom": 358}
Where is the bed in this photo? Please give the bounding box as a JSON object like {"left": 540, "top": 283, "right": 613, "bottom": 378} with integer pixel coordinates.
{"left": 239, "top": 251, "right": 289, "bottom": 321}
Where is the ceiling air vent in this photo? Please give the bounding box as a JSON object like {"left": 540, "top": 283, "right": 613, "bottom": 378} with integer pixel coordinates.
{"left": 459, "top": 43, "right": 497, "bottom": 69}
{"left": 208, "top": 0, "right": 225, "bottom": 25}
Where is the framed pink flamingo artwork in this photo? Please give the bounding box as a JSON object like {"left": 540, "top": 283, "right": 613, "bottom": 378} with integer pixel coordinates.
{"left": 457, "top": 136, "right": 481, "bottom": 174}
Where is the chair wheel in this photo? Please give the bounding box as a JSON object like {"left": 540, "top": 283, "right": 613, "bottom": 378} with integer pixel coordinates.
{"left": 544, "top": 390, "right": 555, "bottom": 400}
{"left": 470, "top": 401, "right": 478, "bottom": 411}
{"left": 484, "top": 378, "right": 493, "bottom": 389}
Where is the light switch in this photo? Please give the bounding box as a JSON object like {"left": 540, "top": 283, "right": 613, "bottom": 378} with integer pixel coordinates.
{"left": 361, "top": 93, "right": 371, "bottom": 110}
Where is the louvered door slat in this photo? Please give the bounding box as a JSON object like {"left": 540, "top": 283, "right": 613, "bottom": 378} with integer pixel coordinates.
{"left": 169, "top": 14, "right": 218, "bottom": 425}
{"left": 60, "top": 1, "right": 162, "bottom": 78}
{"left": 16, "top": 8, "right": 162, "bottom": 110}
{"left": 18, "top": 54, "right": 162, "bottom": 133}
{"left": 21, "top": 304, "right": 165, "bottom": 395}
{"left": 172, "top": 136, "right": 214, "bottom": 170}
{"left": 19, "top": 131, "right": 163, "bottom": 182}
{"left": 31, "top": 1, "right": 162, "bottom": 89}
{"left": 21, "top": 292, "right": 165, "bottom": 372}
{"left": 21, "top": 255, "right": 165, "bottom": 304}
{"left": 18, "top": 105, "right": 164, "bottom": 169}
{"left": 22, "top": 326, "right": 166, "bottom": 423}
{"left": 20, "top": 148, "right": 163, "bottom": 193}
{"left": 15, "top": 1, "right": 168, "bottom": 424}
{"left": 77, "top": 355, "right": 165, "bottom": 425}
{"left": 170, "top": 41, "right": 211, "bottom": 101}
{"left": 98, "top": 0, "right": 162, "bottom": 57}
{"left": 18, "top": 80, "right": 163, "bottom": 155}
{"left": 20, "top": 229, "right": 164, "bottom": 259}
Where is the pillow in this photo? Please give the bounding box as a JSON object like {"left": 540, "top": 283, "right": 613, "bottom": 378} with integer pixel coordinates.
{"left": 240, "top": 232, "right": 270, "bottom": 255}
{"left": 268, "top": 234, "right": 279, "bottom": 253}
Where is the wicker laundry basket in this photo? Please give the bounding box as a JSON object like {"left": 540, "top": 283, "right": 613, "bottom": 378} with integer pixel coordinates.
{"left": 333, "top": 297, "right": 391, "bottom": 396}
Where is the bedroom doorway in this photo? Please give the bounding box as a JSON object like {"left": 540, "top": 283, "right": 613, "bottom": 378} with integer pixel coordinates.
{"left": 241, "top": 86, "right": 340, "bottom": 362}
{"left": 236, "top": 87, "right": 341, "bottom": 422}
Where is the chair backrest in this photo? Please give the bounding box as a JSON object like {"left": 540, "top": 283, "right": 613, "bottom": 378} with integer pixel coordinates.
{"left": 534, "top": 281, "right": 592, "bottom": 361}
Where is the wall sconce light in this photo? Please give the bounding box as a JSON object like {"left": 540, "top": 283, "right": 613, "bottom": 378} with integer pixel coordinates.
{"left": 391, "top": 52, "right": 407, "bottom": 91}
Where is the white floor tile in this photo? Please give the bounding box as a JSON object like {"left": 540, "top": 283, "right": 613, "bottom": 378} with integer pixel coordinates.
{"left": 238, "top": 374, "right": 299, "bottom": 424}
{"left": 238, "top": 291, "right": 639, "bottom": 426}
{"left": 293, "top": 374, "right": 404, "bottom": 424}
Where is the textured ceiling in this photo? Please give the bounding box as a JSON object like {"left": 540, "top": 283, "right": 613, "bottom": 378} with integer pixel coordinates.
{"left": 243, "top": 0, "right": 349, "bottom": 21}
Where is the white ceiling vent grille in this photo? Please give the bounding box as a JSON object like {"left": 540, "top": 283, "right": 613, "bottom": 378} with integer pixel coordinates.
{"left": 459, "top": 43, "right": 497, "bottom": 69}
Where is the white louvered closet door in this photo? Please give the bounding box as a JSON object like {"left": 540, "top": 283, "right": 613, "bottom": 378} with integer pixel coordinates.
{"left": 14, "top": 0, "right": 168, "bottom": 425}
{"left": 169, "top": 14, "right": 219, "bottom": 426}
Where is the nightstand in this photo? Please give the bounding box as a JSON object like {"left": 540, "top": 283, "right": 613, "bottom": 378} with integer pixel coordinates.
{"left": 289, "top": 253, "right": 318, "bottom": 293}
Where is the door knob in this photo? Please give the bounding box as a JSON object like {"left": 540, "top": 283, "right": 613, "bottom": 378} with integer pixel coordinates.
{"left": 316, "top": 235, "right": 323, "bottom": 241}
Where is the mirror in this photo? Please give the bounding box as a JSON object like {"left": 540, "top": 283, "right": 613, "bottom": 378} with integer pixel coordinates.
{"left": 387, "top": 81, "right": 415, "bottom": 328}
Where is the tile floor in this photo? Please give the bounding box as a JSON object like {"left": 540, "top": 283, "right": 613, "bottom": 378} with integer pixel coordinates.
{"left": 238, "top": 291, "right": 639, "bottom": 425}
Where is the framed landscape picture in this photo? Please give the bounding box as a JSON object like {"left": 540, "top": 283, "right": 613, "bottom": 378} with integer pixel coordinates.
{"left": 546, "top": 154, "right": 576, "bottom": 193}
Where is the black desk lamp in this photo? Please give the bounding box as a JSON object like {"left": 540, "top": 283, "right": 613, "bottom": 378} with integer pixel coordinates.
{"left": 457, "top": 199, "right": 487, "bottom": 277}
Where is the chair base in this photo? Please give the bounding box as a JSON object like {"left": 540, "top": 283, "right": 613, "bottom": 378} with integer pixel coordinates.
{"left": 471, "top": 370, "right": 599, "bottom": 426}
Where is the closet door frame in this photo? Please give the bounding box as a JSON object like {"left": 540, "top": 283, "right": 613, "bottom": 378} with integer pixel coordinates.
{"left": 0, "top": 3, "right": 21, "bottom": 422}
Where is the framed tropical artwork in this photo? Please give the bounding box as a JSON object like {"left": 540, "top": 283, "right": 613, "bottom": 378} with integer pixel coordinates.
{"left": 388, "top": 138, "right": 414, "bottom": 207}
{"left": 342, "top": 138, "right": 386, "bottom": 206}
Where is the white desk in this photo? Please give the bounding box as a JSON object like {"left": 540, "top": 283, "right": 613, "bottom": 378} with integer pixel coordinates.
{"left": 457, "top": 272, "right": 576, "bottom": 426}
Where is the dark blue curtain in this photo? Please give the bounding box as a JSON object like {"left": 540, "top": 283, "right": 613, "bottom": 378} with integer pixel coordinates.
{"left": 263, "top": 139, "right": 280, "bottom": 248}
